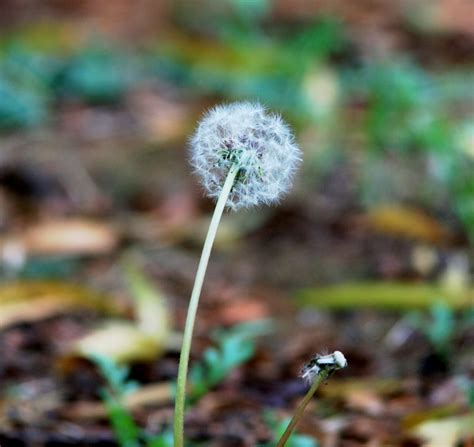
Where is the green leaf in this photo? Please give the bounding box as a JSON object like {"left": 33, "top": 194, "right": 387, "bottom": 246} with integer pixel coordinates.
{"left": 407, "top": 301, "right": 456, "bottom": 355}
{"left": 427, "top": 301, "right": 455, "bottom": 350}
{"left": 146, "top": 431, "right": 174, "bottom": 447}
{"left": 187, "top": 320, "right": 273, "bottom": 402}
{"left": 92, "top": 354, "right": 143, "bottom": 447}
{"left": 55, "top": 44, "right": 133, "bottom": 104}
{"left": 105, "top": 400, "right": 141, "bottom": 447}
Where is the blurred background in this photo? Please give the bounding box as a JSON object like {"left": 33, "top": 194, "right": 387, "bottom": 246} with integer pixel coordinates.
{"left": 0, "top": 1, "right": 473, "bottom": 446}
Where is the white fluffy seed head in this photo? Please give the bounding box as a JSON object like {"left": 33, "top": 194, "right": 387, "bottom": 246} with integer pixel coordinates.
{"left": 189, "top": 102, "right": 302, "bottom": 210}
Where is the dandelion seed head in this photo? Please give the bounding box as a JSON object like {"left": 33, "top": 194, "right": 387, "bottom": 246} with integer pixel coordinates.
{"left": 300, "top": 351, "right": 348, "bottom": 385}
{"left": 190, "top": 102, "right": 302, "bottom": 210}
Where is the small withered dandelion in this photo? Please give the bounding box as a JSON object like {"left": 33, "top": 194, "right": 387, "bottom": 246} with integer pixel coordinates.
{"left": 190, "top": 102, "right": 302, "bottom": 210}
{"left": 300, "top": 350, "right": 348, "bottom": 385}
{"left": 277, "top": 350, "right": 347, "bottom": 447}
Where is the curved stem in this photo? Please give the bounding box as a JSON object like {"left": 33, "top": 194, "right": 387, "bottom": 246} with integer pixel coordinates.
{"left": 173, "top": 163, "right": 240, "bottom": 447}
{"left": 276, "top": 370, "right": 329, "bottom": 447}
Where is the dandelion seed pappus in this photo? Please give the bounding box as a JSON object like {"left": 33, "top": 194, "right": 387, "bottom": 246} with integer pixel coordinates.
{"left": 300, "top": 351, "right": 348, "bottom": 384}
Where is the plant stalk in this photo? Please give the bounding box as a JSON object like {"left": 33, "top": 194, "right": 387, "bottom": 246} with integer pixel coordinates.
{"left": 173, "top": 163, "right": 240, "bottom": 447}
{"left": 276, "top": 370, "right": 329, "bottom": 447}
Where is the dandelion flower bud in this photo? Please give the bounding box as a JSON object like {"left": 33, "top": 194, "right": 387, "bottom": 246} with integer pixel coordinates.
{"left": 190, "top": 102, "right": 302, "bottom": 210}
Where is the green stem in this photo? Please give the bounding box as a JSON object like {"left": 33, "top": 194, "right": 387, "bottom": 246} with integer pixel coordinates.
{"left": 276, "top": 370, "right": 329, "bottom": 447}
{"left": 173, "top": 163, "right": 240, "bottom": 447}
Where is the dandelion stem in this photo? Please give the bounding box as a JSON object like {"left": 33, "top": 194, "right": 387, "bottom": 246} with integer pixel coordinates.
{"left": 173, "top": 163, "right": 240, "bottom": 447}
{"left": 276, "top": 369, "right": 330, "bottom": 447}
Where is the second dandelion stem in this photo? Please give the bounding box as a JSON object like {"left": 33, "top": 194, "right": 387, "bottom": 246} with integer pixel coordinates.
{"left": 276, "top": 369, "right": 330, "bottom": 447}
{"left": 173, "top": 163, "right": 240, "bottom": 447}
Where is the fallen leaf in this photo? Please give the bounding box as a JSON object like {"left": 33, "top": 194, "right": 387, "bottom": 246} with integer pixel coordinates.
{"left": 403, "top": 404, "right": 467, "bottom": 430}
{"left": 70, "top": 263, "right": 173, "bottom": 363}
{"left": 411, "top": 413, "right": 474, "bottom": 447}
{"left": 363, "top": 205, "right": 452, "bottom": 244}
{"left": 123, "top": 261, "right": 171, "bottom": 341}
{"left": 62, "top": 382, "right": 173, "bottom": 420}
{"left": 73, "top": 322, "right": 164, "bottom": 364}
{"left": 23, "top": 219, "right": 118, "bottom": 256}
{"left": 0, "top": 281, "right": 121, "bottom": 329}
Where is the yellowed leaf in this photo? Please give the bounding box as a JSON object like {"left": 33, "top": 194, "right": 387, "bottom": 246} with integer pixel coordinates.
{"left": 364, "top": 205, "right": 451, "bottom": 244}
{"left": 0, "top": 281, "right": 121, "bottom": 329}
{"left": 403, "top": 405, "right": 464, "bottom": 430}
{"left": 70, "top": 264, "right": 173, "bottom": 364}
{"left": 73, "top": 322, "right": 164, "bottom": 364}
{"left": 124, "top": 261, "right": 171, "bottom": 342}
{"left": 412, "top": 414, "right": 474, "bottom": 447}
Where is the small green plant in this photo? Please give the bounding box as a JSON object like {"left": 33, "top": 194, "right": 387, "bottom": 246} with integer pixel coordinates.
{"left": 408, "top": 302, "right": 474, "bottom": 379}
{"left": 447, "top": 152, "right": 474, "bottom": 241}
{"left": 91, "top": 321, "right": 270, "bottom": 446}
{"left": 188, "top": 319, "right": 273, "bottom": 402}
{"left": 0, "top": 46, "right": 51, "bottom": 130}
{"left": 352, "top": 61, "right": 439, "bottom": 154}
{"left": 408, "top": 300, "right": 456, "bottom": 358}
{"left": 92, "top": 354, "right": 141, "bottom": 447}
{"left": 92, "top": 354, "right": 173, "bottom": 447}
{"left": 54, "top": 44, "right": 134, "bottom": 104}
